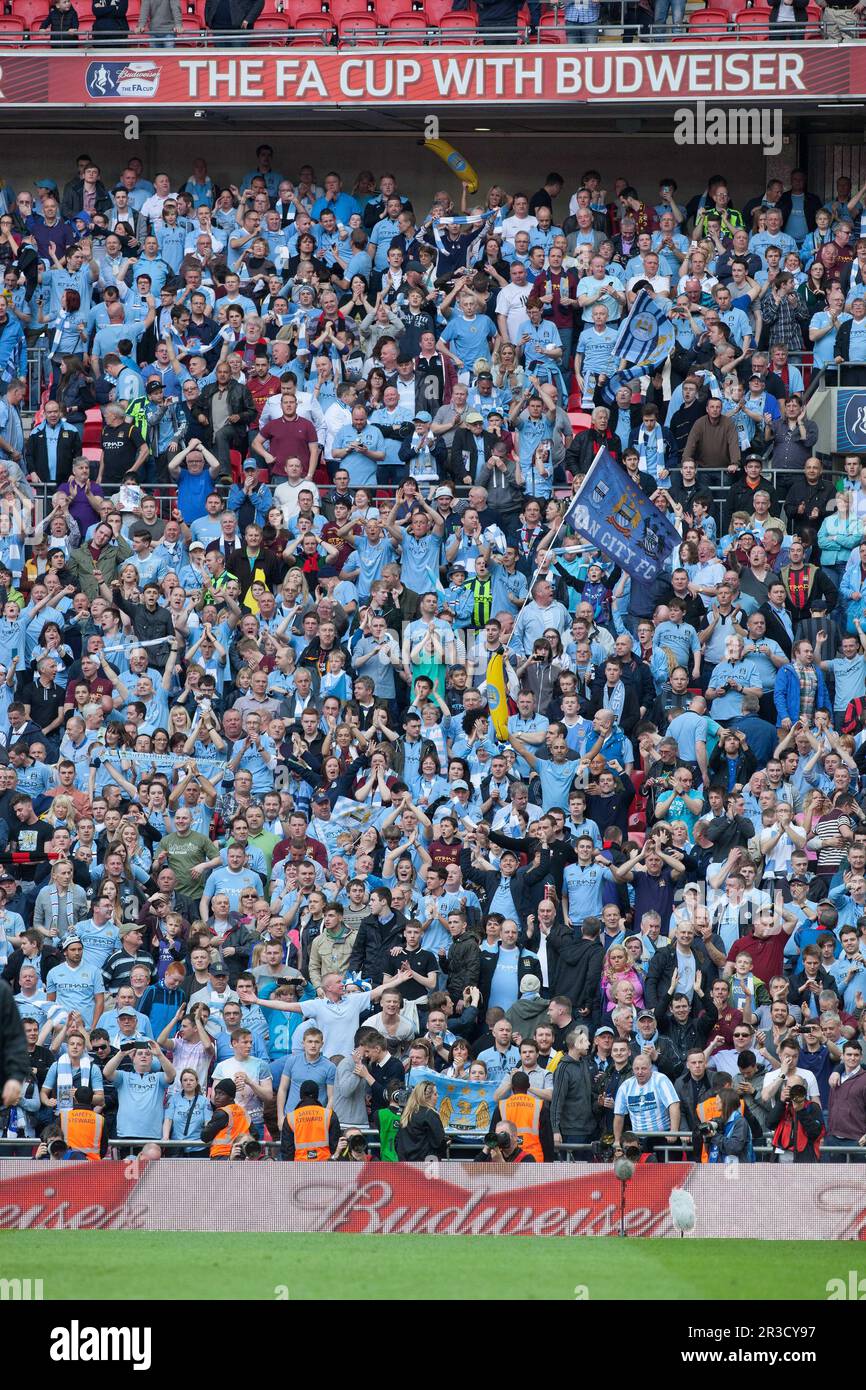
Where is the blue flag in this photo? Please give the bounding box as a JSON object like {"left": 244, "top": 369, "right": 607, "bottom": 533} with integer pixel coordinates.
{"left": 601, "top": 289, "right": 675, "bottom": 403}
{"left": 422, "top": 1069, "right": 500, "bottom": 1135}
{"left": 565, "top": 448, "right": 680, "bottom": 585}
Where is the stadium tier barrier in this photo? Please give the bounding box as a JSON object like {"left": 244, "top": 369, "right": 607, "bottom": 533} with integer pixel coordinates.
{"left": 0, "top": 6, "right": 839, "bottom": 45}
{"left": 2, "top": 1158, "right": 866, "bottom": 1236}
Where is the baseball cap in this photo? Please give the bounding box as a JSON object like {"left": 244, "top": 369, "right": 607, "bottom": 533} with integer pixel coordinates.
{"left": 464, "top": 411, "right": 484, "bottom": 425}
{"left": 209, "top": 963, "right": 228, "bottom": 977}
{"left": 312, "top": 790, "right": 330, "bottom": 803}
{"left": 34, "top": 179, "right": 58, "bottom": 191}
{"left": 434, "top": 486, "right": 453, "bottom": 500}
{"left": 117, "top": 1006, "right": 137, "bottom": 1018}
{"left": 448, "top": 564, "right": 467, "bottom": 577}
{"left": 146, "top": 378, "right": 163, "bottom": 393}
{"left": 595, "top": 1025, "right": 615, "bottom": 1036}
{"left": 405, "top": 260, "right": 424, "bottom": 274}
{"left": 499, "top": 848, "right": 519, "bottom": 862}
{"left": 243, "top": 458, "right": 258, "bottom": 471}
{"left": 451, "top": 779, "right": 469, "bottom": 791}
{"left": 413, "top": 410, "right": 432, "bottom": 423}
{"left": 790, "top": 875, "right": 810, "bottom": 885}
{"left": 637, "top": 1009, "right": 656, "bottom": 1022}
{"left": 189, "top": 539, "right": 205, "bottom": 552}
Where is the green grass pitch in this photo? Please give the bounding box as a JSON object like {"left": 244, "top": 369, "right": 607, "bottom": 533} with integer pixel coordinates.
{"left": 0, "top": 1233, "right": 852, "bottom": 1299}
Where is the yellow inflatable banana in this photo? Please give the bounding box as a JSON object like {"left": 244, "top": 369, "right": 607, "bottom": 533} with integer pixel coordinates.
{"left": 424, "top": 138, "right": 479, "bottom": 195}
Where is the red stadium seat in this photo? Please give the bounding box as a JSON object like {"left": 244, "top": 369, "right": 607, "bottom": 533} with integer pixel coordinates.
{"left": 423, "top": 0, "right": 456, "bottom": 20}
{"left": 376, "top": 0, "right": 421, "bottom": 20}
{"left": 180, "top": 14, "right": 204, "bottom": 36}
{"left": 693, "top": 0, "right": 739, "bottom": 18}
{"left": 535, "top": 12, "right": 566, "bottom": 39}
{"left": 734, "top": 6, "right": 770, "bottom": 35}
{"left": 82, "top": 407, "right": 103, "bottom": 447}
{"left": 249, "top": 14, "right": 291, "bottom": 38}
{"left": 329, "top": 0, "right": 374, "bottom": 19}
{"left": 384, "top": 12, "right": 427, "bottom": 36}
{"left": 567, "top": 410, "right": 592, "bottom": 432}
{"left": 337, "top": 11, "right": 379, "bottom": 38}
{"left": 81, "top": 447, "right": 102, "bottom": 464}
{"left": 282, "top": 0, "right": 328, "bottom": 18}
{"left": 687, "top": 7, "right": 727, "bottom": 34}
{"left": 0, "top": 14, "right": 26, "bottom": 35}
{"left": 433, "top": 10, "right": 479, "bottom": 38}
{"left": 288, "top": 13, "right": 334, "bottom": 38}
{"left": 12, "top": 0, "right": 47, "bottom": 28}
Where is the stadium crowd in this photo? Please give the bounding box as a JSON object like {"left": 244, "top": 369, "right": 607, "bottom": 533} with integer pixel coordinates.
{"left": 2, "top": 153, "right": 866, "bottom": 1167}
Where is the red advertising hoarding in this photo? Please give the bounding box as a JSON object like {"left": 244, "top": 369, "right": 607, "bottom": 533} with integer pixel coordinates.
{"left": 0, "top": 44, "right": 858, "bottom": 107}
{"left": 2, "top": 1160, "right": 866, "bottom": 1238}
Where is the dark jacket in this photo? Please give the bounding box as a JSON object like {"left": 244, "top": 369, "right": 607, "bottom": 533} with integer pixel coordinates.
{"left": 0, "top": 979, "right": 29, "bottom": 1087}
{"left": 563, "top": 427, "right": 621, "bottom": 476}
{"left": 675, "top": 1069, "right": 716, "bottom": 1132}
{"left": 757, "top": 601, "right": 794, "bottom": 659}
{"left": 587, "top": 676, "right": 642, "bottom": 737}
{"left": 478, "top": 946, "right": 541, "bottom": 1008}
{"left": 708, "top": 744, "right": 757, "bottom": 787}
{"left": 448, "top": 427, "right": 497, "bottom": 486}
{"left": 654, "top": 991, "right": 718, "bottom": 1072}
{"left": 777, "top": 188, "right": 823, "bottom": 234}
{"left": 473, "top": 865, "right": 540, "bottom": 921}
{"left": 24, "top": 420, "right": 81, "bottom": 486}
{"left": 348, "top": 910, "right": 409, "bottom": 986}
{"left": 2, "top": 945, "right": 63, "bottom": 990}
{"left": 90, "top": 0, "right": 129, "bottom": 30}
{"left": 204, "top": 0, "right": 263, "bottom": 27}
{"left": 443, "top": 933, "right": 481, "bottom": 1002}
{"left": 545, "top": 928, "right": 604, "bottom": 1014}
{"left": 60, "top": 180, "right": 113, "bottom": 222}
{"left": 551, "top": 1053, "right": 597, "bottom": 1138}
{"left": 395, "top": 1106, "right": 448, "bottom": 1161}
{"left": 197, "top": 380, "right": 257, "bottom": 436}
{"left": 644, "top": 942, "right": 715, "bottom": 1013}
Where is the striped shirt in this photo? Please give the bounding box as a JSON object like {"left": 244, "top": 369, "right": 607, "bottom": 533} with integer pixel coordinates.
{"left": 613, "top": 1072, "right": 679, "bottom": 1133}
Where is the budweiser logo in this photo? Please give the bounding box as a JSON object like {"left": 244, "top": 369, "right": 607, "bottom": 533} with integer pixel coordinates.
{"left": 300, "top": 1167, "right": 684, "bottom": 1238}
{"left": 0, "top": 1163, "right": 147, "bottom": 1231}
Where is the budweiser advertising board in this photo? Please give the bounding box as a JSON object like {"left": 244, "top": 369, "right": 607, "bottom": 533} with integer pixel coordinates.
{"left": 2, "top": 1162, "right": 866, "bottom": 1239}
{"left": 0, "top": 46, "right": 860, "bottom": 107}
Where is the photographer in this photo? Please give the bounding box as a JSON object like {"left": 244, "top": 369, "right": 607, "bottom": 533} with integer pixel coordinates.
{"left": 333, "top": 1127, "right": 372, "bottom": 1162}
{"left": 475, "top": 1118, "right": 535, "bottom": 1164}
{"left": 701, "top": 1086, "right": 754, "bottom": 1164}
{"left": 771, "top": 1078, "right": 825, "bottom": 1162}
{"left": 395, "top": 1079, "right": 447, "bottom": 1161}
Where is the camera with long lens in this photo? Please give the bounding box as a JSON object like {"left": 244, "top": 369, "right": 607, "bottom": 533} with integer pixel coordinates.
{"left": 698, "top": 1120, "right": 719, "bottom": 1138}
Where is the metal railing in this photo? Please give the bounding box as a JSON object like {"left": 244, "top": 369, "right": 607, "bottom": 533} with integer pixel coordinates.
{"left": 0, "top": 8, "right": 847, "bottom": 45}
{"left": 6, "top": 1131, "right": 862, "bottom": 1161}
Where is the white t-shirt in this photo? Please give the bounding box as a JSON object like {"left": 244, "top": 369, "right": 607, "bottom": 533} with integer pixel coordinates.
{"left": 763, "top": 1066, "right": 820, "bottom": 1103}
{"left": 259, "top": 390, "right": 325, "bottom": 433}
{"left": 495, "top": 283, "right": 533, "bottom": 343}
{"left": 299, "top": 993, "right": 370, "bottom": 1058}
{"left": 273, "top": 479, "right": 321, "bottom": 521}
{"left": 500, "top": 214, "right": 538, "bottom": 245}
